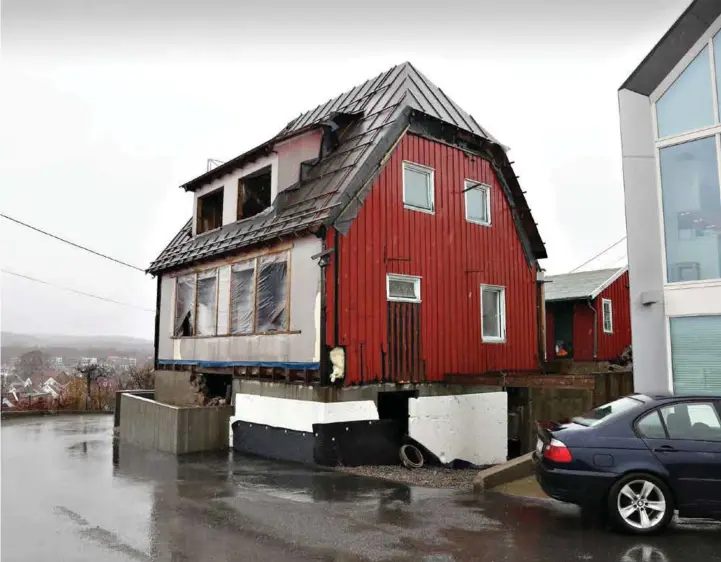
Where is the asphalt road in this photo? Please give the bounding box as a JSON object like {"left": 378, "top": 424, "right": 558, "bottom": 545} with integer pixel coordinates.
{"left": 2, "top": 414, "right": 720, "bottom": 562}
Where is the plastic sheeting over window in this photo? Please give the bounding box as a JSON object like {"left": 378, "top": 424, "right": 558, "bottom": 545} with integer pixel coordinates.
{"left": 231, "top": 261, "right": 256, "bottom": 334}
{"left": 257, "top": 253, "right": 288, "bottom": 333}
{"left": 174, "top": 274, "right": 196, "bottom": 336}
{"left": 196, "top": 269, "right": 218, "bottom": 336}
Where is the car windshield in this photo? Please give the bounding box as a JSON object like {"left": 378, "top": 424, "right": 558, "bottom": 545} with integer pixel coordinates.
{"left": 572, "top": 395, "right": 648, "bottom": 427}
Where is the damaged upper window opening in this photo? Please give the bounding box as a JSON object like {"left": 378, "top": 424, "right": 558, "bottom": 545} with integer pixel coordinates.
{"left": 197, "top": 188, "right": 224, "bottom": 234}
{"left": 256, "top": 253, "right": 288, "bottom": 333}
{"left": 174, "top": 274, "right": 196, "bottom": 336}
{"left": 238, "top": 167, "right": 271, "bottom": 221}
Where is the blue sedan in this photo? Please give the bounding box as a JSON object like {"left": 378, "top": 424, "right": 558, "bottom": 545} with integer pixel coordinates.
{"left": 533, "top": 393, "right": 721, "bottom": 534}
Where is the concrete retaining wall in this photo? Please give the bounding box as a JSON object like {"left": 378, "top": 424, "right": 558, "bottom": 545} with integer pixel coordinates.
{"left": 409, "top": 392, "right": 507, "bottom": 466}
{"left": 154, "top": 370, "right": 197, "bottom": 406}
{"left": 119, "top": 393, "right": 232, "bottom": 455}
{"left": 232, "top": 394, "right": 379, "bottom": 433}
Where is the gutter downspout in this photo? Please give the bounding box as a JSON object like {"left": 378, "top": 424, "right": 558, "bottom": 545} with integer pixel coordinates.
{"left": 314, "top": 229, "right": 331, "bottom": 386}
{"left": 333, "top": 228, "right": 340, "bottom": 348}
{"left": 587, "top": 299, "right": 597, "bottom": 361}
{"left": 536, "top": 270, "right": 546, "bottom": 367}
{"left": 153, "top": 275, "right": 161, "bottom": 371}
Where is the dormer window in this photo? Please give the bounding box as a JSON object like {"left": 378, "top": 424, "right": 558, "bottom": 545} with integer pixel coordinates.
{"left": 197, "top": 188, "right": 223, "bottom": 234}
{"left": 238, "top": 167, "right": 271, "bottom": 220}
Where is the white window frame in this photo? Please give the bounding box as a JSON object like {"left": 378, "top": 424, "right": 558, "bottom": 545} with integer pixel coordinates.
{"left": 402, "top": 161, "right": 435, "bottom": 214}
{"left": 480, "top": 285, "right": 506, "bottom": 343}
{"left": 464, "top": 180, "right": 491, "bottom": 226}
{"left": 602, "top": 298, "right": 613, "bottom": 334}
{"left": 387, "top": 273, "right": 421, "bottom": 303}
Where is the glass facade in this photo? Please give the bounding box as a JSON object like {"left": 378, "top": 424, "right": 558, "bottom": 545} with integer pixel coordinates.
{"left": 670, "top": 316, "right": 721, "bottom": 394}
{"left": 657, "top": 33, "right": 721, "bottom": 284}
{"left": 659, "top": 137, "right": 721, "bottom": 282}
{"left": 656, "top": 46, "right": 714, "bottom": 138}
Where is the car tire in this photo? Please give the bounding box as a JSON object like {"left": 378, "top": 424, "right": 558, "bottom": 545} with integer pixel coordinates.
{"left": 607, "top": 473, "right": 674, "bottom": 535}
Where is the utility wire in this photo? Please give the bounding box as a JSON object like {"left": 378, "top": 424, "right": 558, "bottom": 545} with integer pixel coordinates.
{"left": 569, "top": 235, "right": 627, "bottom": 273}
{"left": 1, "top": 213, "right": 146, "bottom": 273}
{"left": 2, "top": 269, "right": 154, "bottom": 313}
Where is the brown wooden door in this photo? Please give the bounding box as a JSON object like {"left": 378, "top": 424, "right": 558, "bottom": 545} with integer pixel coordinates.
{"left": 386, "top": 301, "right": 424, "bottom": 383}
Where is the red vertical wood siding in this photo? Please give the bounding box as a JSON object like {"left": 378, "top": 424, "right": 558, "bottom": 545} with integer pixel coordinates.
{"left": 545, "top": 310, "right": 555, "bottom": 360}
{"left": 325, "top": 133, "right": 540, "bottom": 385}
{"left": 595, "top": 271, "right": 631, "bottom": 361}
{"left": 572, "top": 303, "right": 595, "bottom": 361}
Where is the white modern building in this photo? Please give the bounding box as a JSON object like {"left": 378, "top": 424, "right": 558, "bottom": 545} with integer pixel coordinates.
{"left": 619, "top": 0, "right": 721, "bottom": 395}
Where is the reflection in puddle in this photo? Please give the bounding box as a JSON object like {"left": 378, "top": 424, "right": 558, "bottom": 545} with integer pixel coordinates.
{"left": 620, "top": 544, "right": 670, "bottom": 562}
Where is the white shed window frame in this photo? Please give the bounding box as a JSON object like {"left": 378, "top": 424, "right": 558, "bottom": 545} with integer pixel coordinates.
{"left": 402, "top": 161, "right": 435, "bottom": 214}
{"left": 386, "top": 273, "right": 422, "bottom": 303}
{"left": 602, "top": 298, "right": 613, "bottom": 334}
{"left": 464, "top": 179, "right": 491, "bottom": 226}
{"left": 480, "top": 284, "right": 506, "bottom": 343}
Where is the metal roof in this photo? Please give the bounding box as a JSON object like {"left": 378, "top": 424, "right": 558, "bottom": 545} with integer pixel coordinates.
{"left": 148, "top": 62, "right": 546, "bottom": 274}
{"left": 621, "top": 0, "right": 721, "bottom": 96}
{"left": 544, "top": 267, "right": 628, "bottom": 302}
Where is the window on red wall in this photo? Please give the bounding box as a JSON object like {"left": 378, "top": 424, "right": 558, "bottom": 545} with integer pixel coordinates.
{"left": 602, "top": 298, "right": 613, "bottom": 334}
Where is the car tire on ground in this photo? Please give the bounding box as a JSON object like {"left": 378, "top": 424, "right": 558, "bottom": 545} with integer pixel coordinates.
{"left": 607, "top": 473, "right": 674, "bottom": 535}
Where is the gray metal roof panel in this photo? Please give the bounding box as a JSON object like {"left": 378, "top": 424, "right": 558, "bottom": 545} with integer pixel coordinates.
{"left": 544, "top": 267, "right": 627, "bottom": 302}
{"left": 149, "top": 62, "right": 545, "bottom": 274}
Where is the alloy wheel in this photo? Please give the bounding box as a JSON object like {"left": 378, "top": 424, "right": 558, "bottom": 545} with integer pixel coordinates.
{"left": 616, "top": 480, "right": 667, "bottom": 530}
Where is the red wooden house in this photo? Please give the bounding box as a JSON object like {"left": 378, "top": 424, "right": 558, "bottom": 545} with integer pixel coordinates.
{"left": 545, "top": 267, "right": 631, "bottom": 362}
{"left": 148, "top": 62, "right": 547, "bottom": 466}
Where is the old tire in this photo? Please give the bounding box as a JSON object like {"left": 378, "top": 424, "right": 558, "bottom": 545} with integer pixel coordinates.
{"left": 607, "top": 473, "right": 673, "bottom": 535}
{"left": 400, "top": 444, "right": 424, "bottom": 469}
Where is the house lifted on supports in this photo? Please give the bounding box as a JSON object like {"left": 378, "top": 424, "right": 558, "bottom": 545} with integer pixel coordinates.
{"left": 148, "top": 62, "right": 547, "bottom": 467}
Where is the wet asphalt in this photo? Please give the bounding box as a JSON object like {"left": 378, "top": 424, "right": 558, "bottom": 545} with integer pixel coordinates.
{"left": 2, "top": 415, "right": 720, "bottom": 562}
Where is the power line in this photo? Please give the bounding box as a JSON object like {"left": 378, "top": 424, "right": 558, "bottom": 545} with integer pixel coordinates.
{"left": 1, "top": 213, "right": 146, "bottom": 273}
{"left": 569, "top": 236, "right": 627, "bottom": 273}
{"left": 2, "top": 269, "right": 155, "bottom": 313}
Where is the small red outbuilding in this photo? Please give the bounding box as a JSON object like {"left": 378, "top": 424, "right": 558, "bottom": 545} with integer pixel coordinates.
{"left": 545, "top": 267, "right": 630, "bottom": 362}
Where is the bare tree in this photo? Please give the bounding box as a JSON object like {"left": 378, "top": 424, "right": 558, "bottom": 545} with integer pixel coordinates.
{"left": 126, "top": 365, "right": 154, "bottom": 390}
{"left": 76, "top": 362, "right": 111, "bottom": 410}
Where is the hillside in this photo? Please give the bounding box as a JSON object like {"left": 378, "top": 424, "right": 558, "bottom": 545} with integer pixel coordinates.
{"left": 1, "top": 332, "right": 153, "bottom": 363}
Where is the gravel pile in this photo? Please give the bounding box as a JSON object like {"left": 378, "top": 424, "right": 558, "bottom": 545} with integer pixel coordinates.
{"left": 334, "top": 465, "right": 479, "bottom": 489}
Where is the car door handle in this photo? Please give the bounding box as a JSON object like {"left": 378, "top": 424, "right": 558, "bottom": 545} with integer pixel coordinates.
{"left": 654, "top": 445, "right": 678, "bottom": 453}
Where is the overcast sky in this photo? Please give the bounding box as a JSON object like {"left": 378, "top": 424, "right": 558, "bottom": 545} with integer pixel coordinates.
{"left": 0, "top": 0, "right": 692, "bottom": 339}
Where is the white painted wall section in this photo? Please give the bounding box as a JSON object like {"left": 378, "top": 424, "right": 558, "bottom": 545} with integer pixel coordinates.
{"left": 231, "top": 394, "right": 379, "bottom": 433}
{"left": 408, "top": 393, "right": 507, "bottom": 466}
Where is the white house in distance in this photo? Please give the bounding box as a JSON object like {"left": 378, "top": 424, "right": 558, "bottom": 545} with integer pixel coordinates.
{"left": 619, "top": 0, "right": 721, "bottom": 394}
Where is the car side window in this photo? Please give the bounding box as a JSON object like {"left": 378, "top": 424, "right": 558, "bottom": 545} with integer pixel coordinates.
{"left": 660, "top": 402, "right": 721, "bottom": 442}
{"left": 636, "top": 410, "right": 667, "bottom": 439}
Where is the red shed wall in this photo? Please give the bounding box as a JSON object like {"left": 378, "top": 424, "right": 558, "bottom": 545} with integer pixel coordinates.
{"left": 572, "top": 302, "right": 595, "bottom": 361}
{"left": 595, "top": 271, "right": 631, "bottom": 361}
{"left": 545, "top": 310, "right": 556, "bottom": 360}
{"left": 325, "top": 133, "right": 540, "bottom": 385}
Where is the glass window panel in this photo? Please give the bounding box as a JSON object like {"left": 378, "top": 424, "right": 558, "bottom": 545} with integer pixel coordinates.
{"left": 196, "top": 269, "right": 218, "bottom": 336}
{"left": 657, "top": 46, "right": 714, "bottom": 138}
{"left": 636, "top": 411, "right": 667, "bottom": 439}
{"left": 670, "top": 315, "right": 721, "bottom": 394}
{"left": 230, "top": 261, "right": 255, "bottom": 334}
{"left": 387, "top": 276, "right": 420, "bottom": 302}
{"left": 714, "top": 31, "right": 721, "bottom": 121}
{"left": 174, "top": 274, "right": 196, "bottom": 336}
{"left": 660, "top": 136, "right": 721, "bottom": 283}
{"left": 481, "top": 287, "right": 505, "bottom": 340}
{"left": 466, "top": 184, "right": 490, "bottom": 224}
{"left": 403, "top": 164, "right": 433, "bottom": 211}
{"left": 257, "top": 253, "right": 288, "bottom": 333}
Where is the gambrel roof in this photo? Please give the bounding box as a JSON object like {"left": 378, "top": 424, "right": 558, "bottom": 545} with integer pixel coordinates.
{"left": 148, "top": 62, "right": 546, "bottom": 274}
